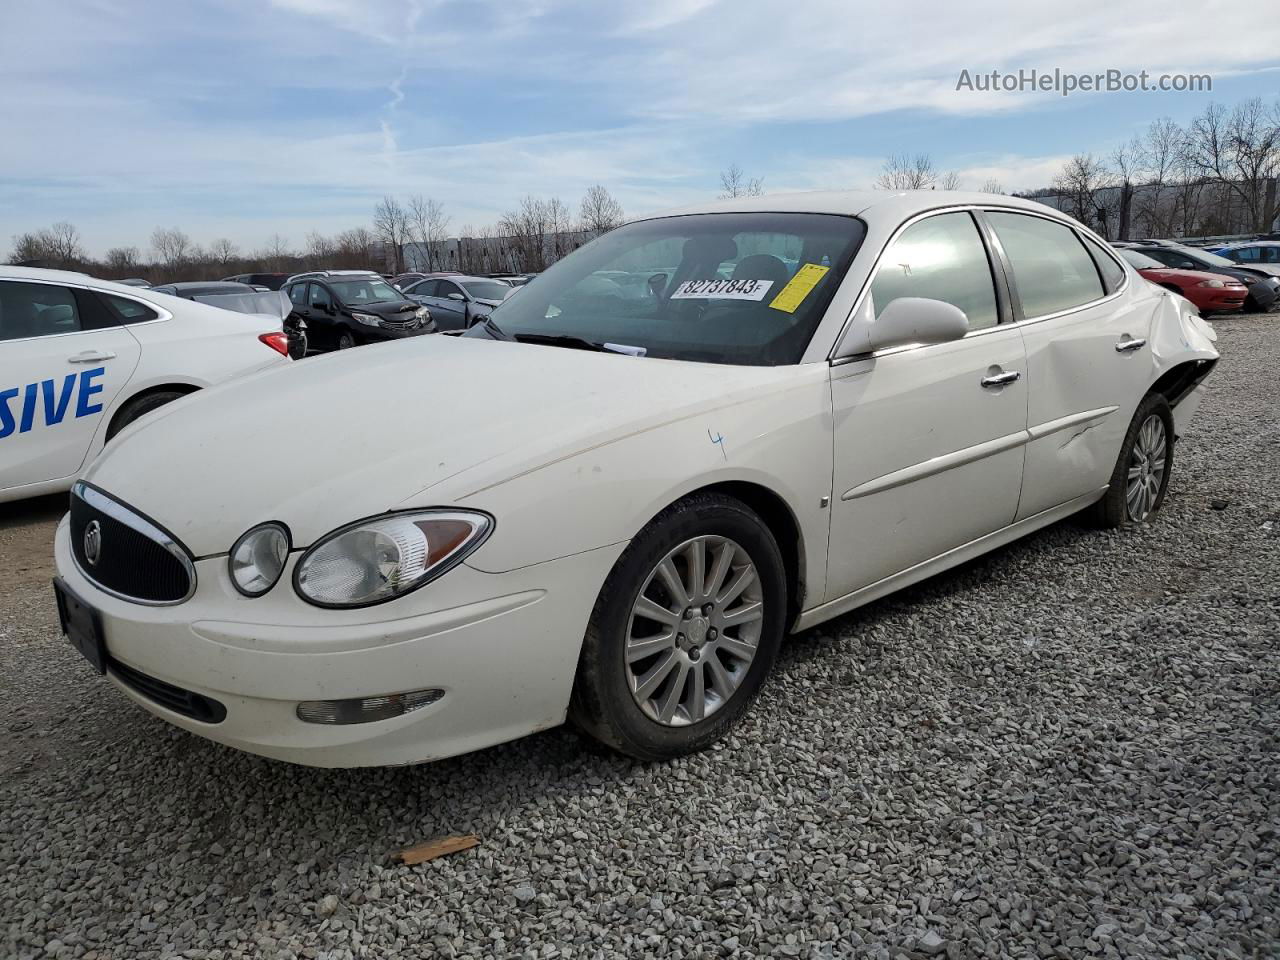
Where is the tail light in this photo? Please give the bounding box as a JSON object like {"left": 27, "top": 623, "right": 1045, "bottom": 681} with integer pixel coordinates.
{"left": 259, "top": 332, "right": 290, "bottom": 357}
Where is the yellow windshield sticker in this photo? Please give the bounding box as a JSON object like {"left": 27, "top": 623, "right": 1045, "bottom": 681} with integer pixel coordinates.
{"left": 769, "top": 263, "right": 830, "bottom": 313}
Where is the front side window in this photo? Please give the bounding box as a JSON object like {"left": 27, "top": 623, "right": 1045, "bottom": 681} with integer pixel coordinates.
{"left": 287, "top": 283, "right": 308, "bottom": 306}
{"left": 473, "top": 212, "right": 866, "bottom": 365}
{"left": 310, "top": 283, "right": 332, "bottom": 310}
{"left": 0, "top": 282, "right": 83, "bottom": 341}
{"left": 405, "top": 279, "right": 437, "bottom": 297}
{"left": 438, "top": 281, "right": 464, "bottom": 299}
{"left": 988, "top": 212, "right": 1104, "bottom": 317}
{"left": 868, "top": 212, "right": 999, "bottom": 331}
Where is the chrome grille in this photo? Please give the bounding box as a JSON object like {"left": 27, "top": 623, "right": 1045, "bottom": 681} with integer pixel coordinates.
{"left": 70, "top": 482, "right": 196, "bottom": 605}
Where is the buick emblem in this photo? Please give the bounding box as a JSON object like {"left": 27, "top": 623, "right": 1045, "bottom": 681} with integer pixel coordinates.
{"left": 83, "top": 520, "right": 102, "bottom": 566}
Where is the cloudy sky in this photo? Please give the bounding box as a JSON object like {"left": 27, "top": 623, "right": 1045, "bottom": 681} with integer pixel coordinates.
{"left": 1, "top": 0, "right": 1276, "bottom": 256}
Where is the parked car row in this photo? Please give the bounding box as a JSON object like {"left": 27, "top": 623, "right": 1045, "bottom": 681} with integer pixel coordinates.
{"left": 1111, "top": 240, "right": 1280, "bottom": 313}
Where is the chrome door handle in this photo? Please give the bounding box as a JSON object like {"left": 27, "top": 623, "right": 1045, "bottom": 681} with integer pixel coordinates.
{"left": 980, "top": 370, "right": 1021, "bottom": 388}
{"left": 67, "top": 351, "right": 117, "bottom": 363}
{"left": 1115, "top": 337, "right": 1147, "bottom": 353}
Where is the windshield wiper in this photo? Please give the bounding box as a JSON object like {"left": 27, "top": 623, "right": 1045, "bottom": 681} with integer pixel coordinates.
{"left": 513, "top": 333, "right": 643, "bottom": 355}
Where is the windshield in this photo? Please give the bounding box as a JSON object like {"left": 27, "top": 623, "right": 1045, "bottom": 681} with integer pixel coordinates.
{"left": 329, "top": 278, "right": 401, "bottom": 303}
{"left": 1175, "top": 246, "right": 1236, "bottom": 268}
{"left": 1119, "top": 249, "right": 1164, "bottom": 270}
{"left": 461, "top": 280, "right": 513, "bottom": 301}
{"left": 472, "top": 212, "right": 865, "bottom": 365}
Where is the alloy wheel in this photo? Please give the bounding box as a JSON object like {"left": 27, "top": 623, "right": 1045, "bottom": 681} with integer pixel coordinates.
{"left": 1125, "top": 414, "right": 1167, "bottom": 522}
{"left": 625, "top": 535, "right": 763, "bottom": 726}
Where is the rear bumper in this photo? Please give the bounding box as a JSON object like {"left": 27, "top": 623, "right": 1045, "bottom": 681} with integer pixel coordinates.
{"left": 54, "top": 517, "right": 624, "bottom": 767}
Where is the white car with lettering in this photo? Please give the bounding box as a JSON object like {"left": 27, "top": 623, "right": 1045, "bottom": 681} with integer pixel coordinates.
{"left": 52, "top": 192, "right": 1218, "bottom": 767}
{"left": 1, "top": 267, "right": 292, "bottom": 504}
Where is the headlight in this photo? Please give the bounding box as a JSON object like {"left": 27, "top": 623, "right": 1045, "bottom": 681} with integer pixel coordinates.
{"left": 1196, "top": 279, "right": 1225, "bottom": 288}
{"left": 352, "top": 312, "right": 382, "bottom": 327}
{"left": 414, "top": 306, "right": 429, "bottom": 319}
{"left": 229, "top": 523, "right": 291, "bottom": 597}
{"left": 294, "top": 510, "right": 492, "bottom": 608}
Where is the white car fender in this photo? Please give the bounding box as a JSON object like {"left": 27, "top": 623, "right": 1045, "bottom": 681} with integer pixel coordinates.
{"left": 454, "top": 366, "right": 834, "bottom": 609}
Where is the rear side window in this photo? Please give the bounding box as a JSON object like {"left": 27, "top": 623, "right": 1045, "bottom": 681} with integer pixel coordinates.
{"left": 1231, "top": 247, "right": 1259, "bottom": 262}
{"left": 1080, "top": 235, "right": 1126, "bottom": 294}
{"left": 988, "top": 212, "right": 1105, "bottom": 318}
{"left": 100, "top": 293, "right": 158, "bottom": 323}
{"left": 407, "top": 279, "right": 437, "bottom": 297}
{"left": 868, "top": 211, "right": 999, "bottom": 330}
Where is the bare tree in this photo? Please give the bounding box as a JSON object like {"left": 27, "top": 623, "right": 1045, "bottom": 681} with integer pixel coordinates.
{"left": 1187, "top": 98, "right": 1280, "bottom": 232}
{"left": 980, "top": 178, "right": 1006, "bottom": 194}
{"left": 256, "top": 234, "right": 293, "bottom": 272}
{"left": 545, "top": 197, "right": 575, "bottom": 260}
{"left": 151, "top": 227, "right": 194, "bottom": 271}
{"left": 7, "top": 232, "right": 49, "bottom": 264}
{"left": 209, "top": 238, "right": 239, "bottom": 269}
{"left": 104, "top": 246, "right": 141, "bottom": 273}
{"left": 372, "top": 196, "right": 410, "bottom": 273}
{"left": 406, "top": 195, "right": 451, "bottom": 272}
{"left": 333, "top": 227, "right": 375, "bottom": 269}
{"left": 938, "top": 171, "right": 963, "bottom": 191}
{"left": 1052, "top": 154, "right": 1115, "bottom": 235}
{"left": 719, "top": 163, "right": 764, "bottom": 199}
{"left": 1132, "top": 117, "right": 1185, "bottom": 236}
{"left": 875, "top": 153, "right": 940, "bottom": 190}
{"left": 43, "top": 222, "right": 85, "bottom": 265}
{"left": 1110, "top": 136, "right": 1147, "bottom": 240}
{"left": 499, "top": 196, "right": 554, "bottom": 272}
{"left": 579, "top": 184, "right": 625, "bottom": 237}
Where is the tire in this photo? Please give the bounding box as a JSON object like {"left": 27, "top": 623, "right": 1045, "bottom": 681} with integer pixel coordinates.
{"left": 1090, "top": 392, "right": 1175, "bottom": 528}
{"left": 105, "top": 390, "right": 188, "bottom": 442}
{"left": 570, "top": 492, "right": 787, "bottom": 761}
{"left": 336, "top": 330, "right": 356, "bottom": 350}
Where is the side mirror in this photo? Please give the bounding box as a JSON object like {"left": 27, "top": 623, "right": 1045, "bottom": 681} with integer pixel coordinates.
{"left": 447, "top": 292, "right": 466, "bottom": 302}
{"left": 837, "top": 297, "right": 968, "bottom": 357}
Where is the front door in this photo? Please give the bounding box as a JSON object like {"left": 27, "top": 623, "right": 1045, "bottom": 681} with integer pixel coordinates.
{"left": 0, "top": 279, "right": 141, "bottom": 492}
{"left": 826, "top": 210, "right": 1028, "bottom": 599}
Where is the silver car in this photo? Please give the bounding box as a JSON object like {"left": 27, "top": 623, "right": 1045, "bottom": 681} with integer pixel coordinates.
{"left": 401, "top": 275, "right": 513, "bottom": 330}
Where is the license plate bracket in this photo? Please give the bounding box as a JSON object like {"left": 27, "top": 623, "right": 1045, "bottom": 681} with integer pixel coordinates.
{"left": 53, "top": 577, "right": 107, "bottom": 675}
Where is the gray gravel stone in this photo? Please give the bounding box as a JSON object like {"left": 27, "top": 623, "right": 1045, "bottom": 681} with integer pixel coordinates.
{"left": 1, "top": 313, "right": 1278, "bottom": 959}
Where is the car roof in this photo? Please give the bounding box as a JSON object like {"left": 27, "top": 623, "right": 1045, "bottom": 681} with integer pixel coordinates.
{"left": 640, "top": 189, "right": 1064, "bottom": 225}
{"left": 1215, "top": 240, "right": 1280, "bottom": 249}
{"left": 158, "top": 281, "right": 252, "bottom": 291}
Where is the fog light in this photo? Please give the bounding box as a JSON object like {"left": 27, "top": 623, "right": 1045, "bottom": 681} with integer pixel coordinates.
{"left": 296, "top": 689, "right": 444, "bottom": 725}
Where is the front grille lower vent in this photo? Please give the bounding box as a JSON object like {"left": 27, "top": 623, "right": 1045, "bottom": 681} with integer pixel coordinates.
{"left": 109, "top": 658, "right": 226, "bottom": 724}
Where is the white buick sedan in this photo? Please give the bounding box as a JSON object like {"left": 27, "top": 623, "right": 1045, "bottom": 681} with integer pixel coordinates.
{"left": 1, "top": 267, "right": 293, "bottom": 504}
{"left": 53, "top": 192, "right": 1218, "bottom": 767}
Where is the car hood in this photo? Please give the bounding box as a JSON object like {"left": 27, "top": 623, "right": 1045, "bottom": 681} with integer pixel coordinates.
{"left": 1139, "top": 267, "right": 1245, "bottom": 285}
{"left": 83, "top": 336, "right": 799, "bottom": 556}
{"left": 1235, "top": 265, "right": 1280, "bottom": 280}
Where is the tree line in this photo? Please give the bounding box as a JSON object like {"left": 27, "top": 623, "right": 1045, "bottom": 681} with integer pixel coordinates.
{"left": 8, "top": 94, "right": 1277, "bottom": 281}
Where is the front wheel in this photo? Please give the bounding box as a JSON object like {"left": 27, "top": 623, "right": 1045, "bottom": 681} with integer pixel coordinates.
{"left": 336, "top": 330, "right": 356, "bottom": 350}
{"left": 570, "top": 493, "right": 787, "bottom": 760}
{"left": 1091, "top": 393, "right": 1174, "bottom": 528}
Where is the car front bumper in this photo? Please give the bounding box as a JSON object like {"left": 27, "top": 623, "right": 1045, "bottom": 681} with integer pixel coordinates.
{"left": 54, "top": 517, "right": 623, "bottom": 767}
{"left": 1247, "top": 280, "right": 1279, "bottom": 309}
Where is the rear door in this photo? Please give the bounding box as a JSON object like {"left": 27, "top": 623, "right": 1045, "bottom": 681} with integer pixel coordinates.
{"left": 986, "top": 212, "right": 1153, "bottom": 521}
{"left": 0, "top": 279, "right": 142, "bottom": 492}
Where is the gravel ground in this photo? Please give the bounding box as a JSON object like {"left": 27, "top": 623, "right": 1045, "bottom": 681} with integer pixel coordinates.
{"left": 2, "top": 314, "right": 1277, "bottom": 960}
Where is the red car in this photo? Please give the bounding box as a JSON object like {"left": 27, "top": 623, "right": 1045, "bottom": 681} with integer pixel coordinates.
{"left": 1116, "top": 248, "right": 1248, "bottom": 314}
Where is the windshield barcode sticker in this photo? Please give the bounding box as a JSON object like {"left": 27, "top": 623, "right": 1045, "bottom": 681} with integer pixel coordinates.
{"left": 669, "top": 279, "right": 774, "bottom": 301}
